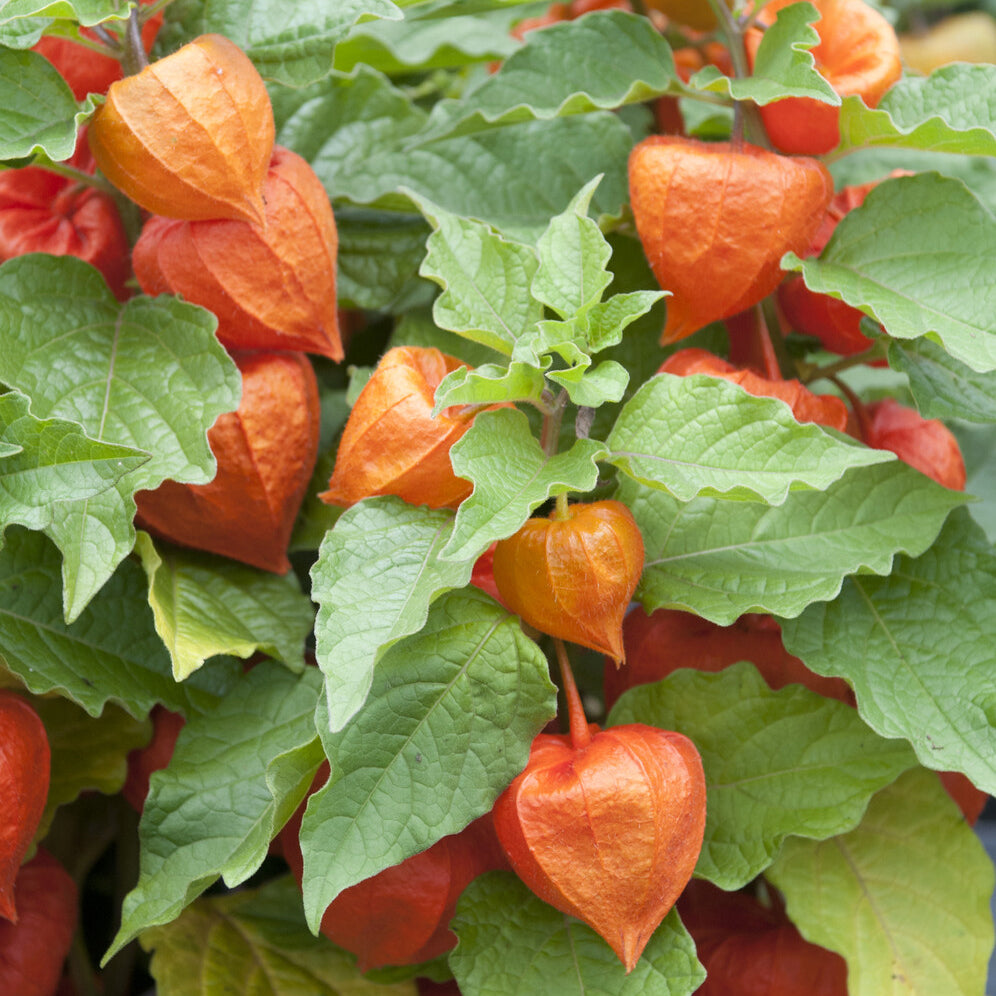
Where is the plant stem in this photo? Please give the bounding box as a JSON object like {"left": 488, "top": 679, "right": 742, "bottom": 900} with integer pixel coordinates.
{"left": 540, "top": 388, "right": 568, "bottom": 458}
{"left": 554, "top": 491, "right": 570, "bottom": 520}
{"left": 800, "top": 340, "right": 889, "bottom": 384}
{"left": 120, "top": 7, "right": 148, "bottom": 76}
{"left": 830, "top": 374, "right": 871, "bottom": 440}
{"left": 554, "top": 639, "right": 591, "bottom": 751}
{"left": 33, "top": 159, "right": 119, "bottom": 198}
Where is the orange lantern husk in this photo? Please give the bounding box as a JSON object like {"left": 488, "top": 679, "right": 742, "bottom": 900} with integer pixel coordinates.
{"left": 628, "top": 136, "right": 833, "bottom": 345}
{"left": 133, "top": 146, "right": 342, "bottom": 360}
{"left": 492, "top": 499, "right": 645, "bottom": 663}
{"left": 321, "top": 346, "right": 484, "bottom": 510}
{"left": 134, "top": 351, "right": 320, "bottom": 574}
{"left": 88, "top": 34, "right": 273, "bottom": 224}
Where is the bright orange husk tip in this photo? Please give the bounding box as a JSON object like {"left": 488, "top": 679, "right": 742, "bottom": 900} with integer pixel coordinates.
{"left": 491, "top": 500, "right": 645, "bottom": 664}
{"left": 628, "top": 136, "right": 833, "bottom": 345}
{"left": 132, "top": 146, "right": 343, "bottom": 360}
{"left": 745, "top": 0, "right": 902, "bottom": 155}
{"left": 320, "top": 346, "right": 482, "bottom": 510}
{"left": 493, "top": 723, "right": 707, "bottom": 972}
{"left": 88, "top": 34, "right": 274, "bottom": 224}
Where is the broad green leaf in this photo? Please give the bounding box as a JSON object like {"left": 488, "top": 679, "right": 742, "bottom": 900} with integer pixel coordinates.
{"left": 624, "top": 461, "right": 966, "bottom": 625}
{"left": 784, "top": 173, "right": 996, "bottom": 373}
{"left": 160, "top": 0, "right": 403, "bottom": 87}
{"left": 34, "top": 695, "right": 150, "bottom": 838}
{"left": 0, "top": 527, "right": 240, "bottom": 719}
{"left": 134, "top": 533, "right": 313, "bottom": 682}
{"left": 441, "top": 408, "right": 608, "bottom": 561}
{"left": 432, "top": 361, "right": 548, "bottom": 413}
{"left": 0, "top": 47, "right": 91, "bottom": 160}
{"left": 837, "top": 64, "right": 996, "bottom": 157}
{"left": 422, "top": 10, "right": 683, "bottom": 140}
{"left": 780, "top": 509, "right": 996, "bottom": 795}
{"left": 141, "top": 875, "right": 416, "bottom": 996}
{"left": 108, "top": 663, "right": 324, "bottom": 961}
{"left": 450, "top": 872, "right": 705, "bottom": 996}
{"left": 0, "top": 0, "right": 122, "bottom": 27}
{"left": 0, "top": 390, "right": 146, "bottom": 535}
{"left": 547, "top": 357, "right": 630, "bottom": 407}
{"left": 693, "top": 2, "right": 838, "bottom": 106}
{"left": 532, "top": 176, "right": 612, "bottom": 318}
{"left": 0, "top": 257, "right": 240, "bottom": 620}
{"left": 955, "top": 422, "right": 996, "bottom": 542}
{"left": 768, "top": 768, "right": 995, "bottom": 996}
{"left": 310, "top": 498, "right": 475, "bottom": 734}
{"left": 300, "top": 589, "right": 557, "bottom": 930}
{"left": 609, "top": 664, "right": 916, "bottom": 889}
{"left": 580, "top": 290, "right": 666, "bottom": 353}
{"left": 607, "top": 374, "right": 892, "bottom": 505}
{"left": 887, "top": 336, "right": 996, "bottom": 423}
{"left": 411, "top": 192, "right": 542, "bottom": 356}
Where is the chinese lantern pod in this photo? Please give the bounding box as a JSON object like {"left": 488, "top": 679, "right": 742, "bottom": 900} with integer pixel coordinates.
{"left": 659, "top": 348, "right": 848, "bottom": 432}
{"left": 321, "top": 346, "right": 480, "bottom": 510}
{"left": 494, "top": 724, "right": 706, "bottom": 972}
{"left": 746, "top": 0, "right": 902, "bottom": 155}
{"left": 0, "top": 693, "right": 51, "bottom": 923}
{"left": 134, "top": 351, "right": 320, "bottom": 574}
{"left": 88, "top": 34, "right": 273, "bottom": 224}
{"left": 492, "top": 500, "right": 645, "bottom": 663}
{"left": 629, "top": 136, "right": 833, "bottom": 344}
{"left": 132, "top": 146, "right": 342, "bottom": 359}
{"left": 0, "top": 850, "right": 77, "bottom": 996}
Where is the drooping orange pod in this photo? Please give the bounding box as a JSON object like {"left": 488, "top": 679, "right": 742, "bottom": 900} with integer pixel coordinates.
{"left": 492, "top": 500, "right": 645, "bottom": 664}
{"left": 678, "top": 879, "right": 848, "bottom": 995}
{"left": 321, "top": 346, "right": 485, "bottom": 510}
{"left": 603, "top": 607, "right": 854, "bottom": 713}
{"left": 135, "top": 350, "right": 320, "bottom": 574}
{"left": 0, "top": 850, "right": 77, "bottom": 996}
{"left": 132, "top": 146, "right": 343, "bottom": 359}
{"left": 88, "top": 34, "right": 274, "bottom": 224}
{"left": 659, "top": 348, "right": 848, "bottom": 431}
{"left": 493, "top": 721, "right": 706, "bottom": 971}
{"left": 628, "top": 136, "right": 833, "bottom": 344}
{"left": 0, "top": 693, "right": 51, "bottom": 923}
{"left": 121, "top": 706, "right": 186, "bottom": 813}
{"left": 745, "top": 0, "right": 902, "bottom": 155}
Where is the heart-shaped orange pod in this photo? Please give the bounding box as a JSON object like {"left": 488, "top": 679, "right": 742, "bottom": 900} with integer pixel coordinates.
{"left": 0, "top": 693, "right": 50, "bottom": 924}
{"left": 88, "top": 34, "right": 273, "bottom": 224}
{"left": 321, "top": 346, "right": 482, "bottom": 510}
{"left": 134, "top": 351, "right": 319, "bottom": 573}
{"left": 492, "top": 500, "right": 644, "bottom": 664}
{"left": 0, "top": 850, "right": 77, "bottom": 995}
{"left": 629, "top": 136, "right": 833, "bottom": 344}
{"left": 132, "top": 146, "right": 342, "bottom": 359}
{"left": 659, "top": 348, "right": 848, "bottom": 431}
{"left": 494, "top": 722, "right": 706, "bottom": 971}
{"left": 745, "top": 0, "right": 902, "bottom": 155}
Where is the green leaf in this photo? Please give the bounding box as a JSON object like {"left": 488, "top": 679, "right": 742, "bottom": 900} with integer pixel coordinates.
{"left": 311, "top": 498, "right": 476, "bottom": 734}
{"left": 450, "top": 872, "right": 705, "bottom": 996}
{"left": 780, "top": 509, "right": 996, "bottom": 795}
{"left": 887, "top": 336, "right": 996, "bottom": 423}
{"left": 547, "top": 357, "right": 630, "bottom": 407}
{"left": 134, "top": 532, "right": 313, "bottom": 682}
{"left": 783, "top": 173, "right": 996, "bottom": 374}
{"left": 767, "top": 768, "right": 995, "bottom": 996}
{"left": 693, "top": 2, "right": 838, "bottom": 106}
{"left": 0, "top": 258, "right": 240, "bottom": 620}
{"left": 107, "top": 663, "right": 324, "bottom": 962}
{"left": 0, "top": 47, "right": 91, "bottom": 161}
{"left": 441, "top": 408, "right": 608, "bottom": 561}
{"left": 432, "top": 361, "right": 548, "bottom": 412}
{"left": 0, "top": 390, "right": 147, "bottom": 535}
{"left": 624, "top": 461, "right": 966, "bottom": 625}
{"left": 837, "top": 64, "right": 996, "bottom": 157}
{"left": 532, "top": 176, "right": 612, "bottom": 318}
{"left": 0, "top": 527, "right": 240, "bottom": 719}
{"left": 34, "top": 695, "right": 151, "bottom": 838}
{"left": 411, "top": 191, "right": 542, "bottom": 357}
{"left": 607, "top": 374, "right": 892, "bottom": 505}
{"left": 0, "top": 0, "right": 123, "bottom": 29}
{"left": 300, "top": 588, "right": 557, "bottom": 930}
{"left": 609, "top": 663, "right": 916, "bottom": 890}
{"left": 141, "top": 875, "right": 417, "bottom": 996}
{"left": 161, "top": 0, "right": 403, "bottom": 87}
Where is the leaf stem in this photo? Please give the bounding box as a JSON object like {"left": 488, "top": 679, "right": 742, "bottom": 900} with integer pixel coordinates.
{"left": 33, "top": 159, "right": 119, "bottom": 198}
{"left": 120, "top": 6, "right": 148, "bottom": 76}
{"left": 799, "top": 340, "right": 889, "bottom": 384}
{"left": 830, "top": 374, "right": 871, "bottom": 440}
{"left": 540, "top": 388, "right": 568, "bottom": 458}
{"left": 554, "top": 639, "right": 591, "bottom": 751}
